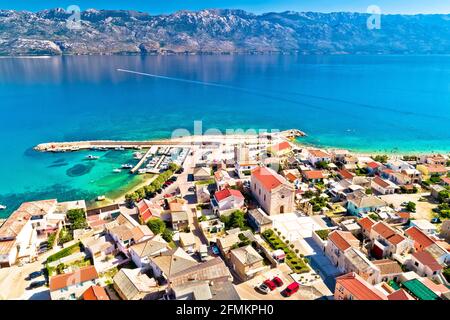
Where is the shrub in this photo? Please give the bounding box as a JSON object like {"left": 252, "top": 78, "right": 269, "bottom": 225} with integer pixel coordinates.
{"left": 315, "top": 229, "right": 330, "bottom": 241}
{"left": 147, "top": 218, "right": 166, "bottom": 234}
{"left": 47, "top": 233, "right": 57, "bottom": 249}
{"left": 162, "top": 229, "right": 173, "bottom": 242}
{"left": 47, "top": 242, "right": 81, "bottom": 263}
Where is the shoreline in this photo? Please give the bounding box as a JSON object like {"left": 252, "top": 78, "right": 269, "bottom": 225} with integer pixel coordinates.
{"left": 2, "top": 128, "right": 448, "bottom": 217}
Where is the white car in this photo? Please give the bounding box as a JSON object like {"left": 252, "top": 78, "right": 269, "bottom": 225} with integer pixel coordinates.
{"left": 256, "top": 283, "right": 270, "bottom": 294}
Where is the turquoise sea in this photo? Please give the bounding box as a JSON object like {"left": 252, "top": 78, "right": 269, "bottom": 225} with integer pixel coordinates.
{"left": 1, "top": 55, "right": 450, "bottom": 217}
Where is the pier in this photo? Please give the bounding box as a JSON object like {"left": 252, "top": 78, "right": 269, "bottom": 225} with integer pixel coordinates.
{"left": 130, "top": 148, "right": 153, "bottom": 174}
{"left": 34, "top": 140, "right": 181, "bottom": 152}
{"left": 34, "top": 129, "right": 307, "bottom": 155}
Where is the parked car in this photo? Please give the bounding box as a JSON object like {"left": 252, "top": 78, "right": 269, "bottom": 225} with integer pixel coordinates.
{"left": 263, "top": 279, "right": 276, "bottom": 291}
{"left": 26, "top": 280, "right": 46, "bottom": 290}
{"left": 281, "top": 282, "right": 299, "bottom": 297}
{"left": 176, "top": 168, "right": 184, "bottom": 174}
{"left": 211, "top": 245, "right": 220, "bottom": 256}
{"left": 272, "top": 276, "right": 284, "bottom": 287}
{"left": 27, "top": 270, "right": 43, "bottom": 281}
{"left": 431, "top": 217, "right": 441, "bottom": 224}
{"left": 256, "top": 283, "right": 270, "bottom": 294}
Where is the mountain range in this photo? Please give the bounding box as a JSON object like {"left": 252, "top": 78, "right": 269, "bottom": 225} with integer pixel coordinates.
{"left": 1, "top": 8, "right": 450, "bottom": 55}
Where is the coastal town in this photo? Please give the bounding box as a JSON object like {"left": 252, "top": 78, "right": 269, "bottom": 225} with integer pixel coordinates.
{"left": 0, "top": 129, "right": 449, "bottom": 301}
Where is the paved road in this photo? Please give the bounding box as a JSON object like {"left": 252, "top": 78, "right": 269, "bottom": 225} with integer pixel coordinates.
{"left": 303, "top": 237, "right": 341, "bottom": 291}
{"left": 0, "top": 229, "right": 99, "bottom": 300}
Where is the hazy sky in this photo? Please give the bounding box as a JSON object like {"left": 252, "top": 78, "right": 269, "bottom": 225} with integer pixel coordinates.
{"left": 1, "top": 0, "right": 449, "bottom": 15}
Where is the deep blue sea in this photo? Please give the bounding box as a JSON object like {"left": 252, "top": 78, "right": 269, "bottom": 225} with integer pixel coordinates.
{"left": 1, "top": 55, "right": 449, "bottom": 216}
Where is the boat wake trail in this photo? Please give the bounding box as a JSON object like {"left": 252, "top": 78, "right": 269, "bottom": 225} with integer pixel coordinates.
{"left": 116, "top": 68, "right": 441, "bottom": 137}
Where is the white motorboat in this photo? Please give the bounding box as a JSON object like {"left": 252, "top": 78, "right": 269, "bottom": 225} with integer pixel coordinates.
{"left": 121, "top": 164, "right": 133, "bottom": 169}
{"left": 0, "top": 205, "right": 6, "bottom": 210}
{"left": 133, "top": 152, "right": 144, "bottom": 160}
{"left": 96, "top": 195, "right": 106, "bottom": 201}
{"left": 86, "top": 155, "right": 100, "bottom": 160}
{"left": 113, "top": 169, "right": 122, "bottom": 173}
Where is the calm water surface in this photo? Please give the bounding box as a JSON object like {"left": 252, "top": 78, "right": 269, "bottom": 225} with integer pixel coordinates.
{"left": 1, "top": 55, "right": 449, "bottom": 216}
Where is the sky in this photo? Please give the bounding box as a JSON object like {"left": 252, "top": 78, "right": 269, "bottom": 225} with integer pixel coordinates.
{"left": 0, "top": 0, "right": 449, "bottom": 15}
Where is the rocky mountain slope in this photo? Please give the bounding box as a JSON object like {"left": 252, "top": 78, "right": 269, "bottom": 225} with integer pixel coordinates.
{"left": 1, "top": 8, "right": 450, "bottom": 55}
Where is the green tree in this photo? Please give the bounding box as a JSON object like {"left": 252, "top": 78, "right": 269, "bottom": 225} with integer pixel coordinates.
{"left": 315, "top": 161, "right": 329, "bottom": 169}
{"left": 67, "top": 209, "right": 85, "bottom": 221}
{"left": 56, "top": 263, "right": 66, "bottom": 274}
{"left": 438, "top": 190, "right": 449, "bottom": 204}
{"left": 147, "top": 218, "right": 166, "bottom": 234}
{"left": 373, "top": 155, "right": 389, "bottom": 163}
{"left": 406, "top": 201, "right": 416, "bottom": 212}
{"left": 168, "top": 163, "right": 179, "bottom": 172}
{"left": 125, "top": 192, "right": 139, "bottom": 207}
{"left": 161, "top": 229, "right": 173, "bottom": 242}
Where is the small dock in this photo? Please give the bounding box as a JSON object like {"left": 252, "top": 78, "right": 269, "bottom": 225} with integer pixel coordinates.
{"left": 130, "top": 148, "right": 153, "bottom": 174}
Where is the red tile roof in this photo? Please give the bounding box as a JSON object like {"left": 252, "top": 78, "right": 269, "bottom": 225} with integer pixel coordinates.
{"left": 214, "top": 188, "right": 244, "bottom": 202}
{"left": 308, "top": 149, "right": 330, "bottom": 158}
{"left": 82, "top": 285, "right": 110, "bottom": 300}
{"left": 328, "top": 230, "right": 358, "bottom": 252}
{"left": 138, "top": 199, "right": 161, "bottom": 223}
{"left": 388, "top": 234, "right": 406, "bottom": 245}
{"left": 338, "top": 169, "right": 354, "bottom": 180}
{"left": 303, "top": 170, "right": 324, "bottom": 180}
{"left": 397, "top": 211, "right": 411, "bottom": 219}
{"left": 270, "top": 141, "right": 291, "bottom": 152}
{"left": 357, "top": 217, "right": 375, "bottom": 231}
{"left": 425, "top": 164, "right": 448, "bottom": 174}
{"left": 367, "top": 162, "right": 381, "bottom": 169}
{"left": 373, "top": 176, "right": 391, "bottom": 189}
{"left": 441, "top": 177, "right": 450, "bottom": 185}
{"left": 405, "top": 227, "right": 435, "bottom": 249}
{"left": 336, "top": 272, "right": 387, "bottom": 300}
{"left": 412, "top": 251, "right": 443, "bottom": 272}
{"left": 50, "top": 266, "right": 98, "bottom": 291}
{"left": 251, "top": 166, "right": 285, "bottom": 191}
{"left": 388, "top": 289, "right": 415, "bottom": 300}
{"left": 285, "top": 172, "right": 298, "bottom": 183}
{"left": 372, "top": 222, "right": 396, "bottom": 239}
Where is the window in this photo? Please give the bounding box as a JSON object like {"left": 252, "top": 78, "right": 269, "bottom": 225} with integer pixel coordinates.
{"left": 414, "top": 262, "right": 419, "bottom": 267}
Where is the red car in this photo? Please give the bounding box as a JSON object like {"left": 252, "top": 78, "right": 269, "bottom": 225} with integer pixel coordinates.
{"left": 263, "top": 279, "right": 276, "bottom": 291}
{"left": 272, "top": 276, "right": 284, "bottom": 287}
{"left": 282, "top": 282, "right": 299, "bottom": 297}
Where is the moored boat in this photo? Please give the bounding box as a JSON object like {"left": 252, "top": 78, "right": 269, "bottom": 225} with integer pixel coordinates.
{"left": 86, "top": 155, "right": 100, "bottom": 160}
